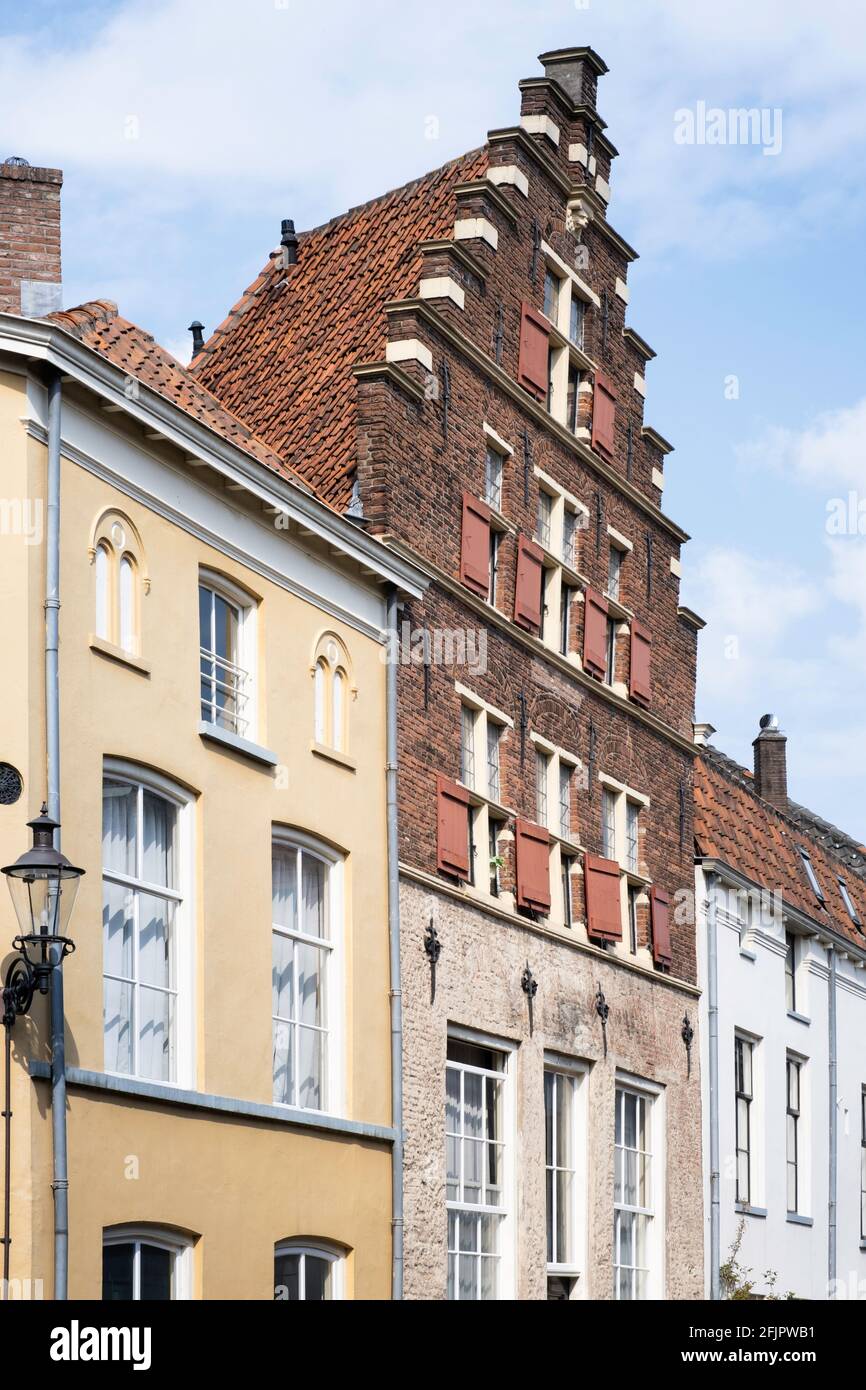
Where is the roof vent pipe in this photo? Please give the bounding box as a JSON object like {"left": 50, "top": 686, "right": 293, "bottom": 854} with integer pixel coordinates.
{"left": 188, "top": 321, "right": 205, "bottom": 356}
{"left": 280, "top": 219, "right": 298, "bottom": 267}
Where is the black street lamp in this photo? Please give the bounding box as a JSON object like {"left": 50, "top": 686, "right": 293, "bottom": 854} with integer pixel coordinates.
{"left": 1, "top": 804, "right": 84, "bottom": 1024}
{"left": 1, "top": 804, "right": 84, "bottom": 1297}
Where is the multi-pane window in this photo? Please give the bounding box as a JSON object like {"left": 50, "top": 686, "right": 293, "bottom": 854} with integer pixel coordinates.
{"left": 486, "top": 722, "right": 502, "bottom": 803}
{"left": 103, "top": 776, "right": 182, "bottom": 1082}
{"left": 560, "top": 585, "right": 572, "bottom": 656}
{"left": 562, "top": 509, "right": 577, "bottom": 568}
{"left": 627, "top": 885, "right": 639, "bottom": 954}
{"left": 786, "top": 1058, "right": 801, "bottom": 1214}
{"left": 536, "top": 749, "right": 551, "bottom": 828}
{"left": 626, "top": 801, "right": 639, "bottom": 873}
{"left": 614, "top": 1087, "right": 654, "bottom": 1300}
{"left": 785, "top": 932, "right": 796, "bottom": 1012}
{"left": 274, "top": 1244, "right": 340, "bottom": 1300}
{"left": 569, "top": 295, "right": 585, "bottom": 350}
{"left": 489, "top": 820, "right": 502, "bottom": 897}
{"left": 559, "top": 764, "right": 572, "bottom": 839}
{"left": 536, "top": 490, "right": 553, "bottom": 550}
{"left": 103, "top": 1232, "right": 189, "bottom": 1301}
{"left": 605, "top": 617, "right": 616, "bottom": 685}
{"left": 93, "top": 511, "right": 144, "bottom": 657}
{"left": 272, "top": 841, "right": 334, "bottom": 1112}
{"left": 488, "top": 530, "right": 500, "bottom": 607}
{"left": 545, "top": 1070, "right": 578, "bottom": 1283}
{"left": 607, "top": 544, "right": 622, "bottom": 602}
{"left": 461, "top": 705, "right": 476, "bottom": 790}
{"left": 602, "top": 788, "right": 617, "bottom": 860}
{"left": 446, "top": 1038, "right": 508, "bottom": 1301}
{"left": 735, "top": 1036, "right": 753, "bottom": 1205}
{"left": 312, "top": 634, "right": 351, "bottom": 754}
{"left": 861, "top": 1090, "right": 866, "bottom": 1240}
{"left": 566, "top": 363, "right": 582, "bottom": 433}
{"left": 543, "top": 269, "right": 561, "bottom": 322}
{"left": 199, "top": 581, "right": 250, "bottom": 737}
{"left": 562, "top": 858, "right": 574, "bottom": 928}
{"left": 484, "top": 445, "right": 504, "bottom": 512}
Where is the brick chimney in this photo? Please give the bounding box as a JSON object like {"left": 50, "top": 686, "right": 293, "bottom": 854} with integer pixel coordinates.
{"left": 0, "top": 158, "right": 62, "bottom": 316}
{"left": 538, "top": 47, "right": 609, "bottom": 110}
{"left": 753, "top": 714, "right": 788, "bottom": 810}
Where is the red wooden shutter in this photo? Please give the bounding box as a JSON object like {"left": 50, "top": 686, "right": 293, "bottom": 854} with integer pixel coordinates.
{"left": 650, "top": 886, "right": 672, "bottom": 967}
{"left": 515, "top": 819, "right": 551, "bottom": 913}
{"left": 514, "top": 536, "right": 544, "bottom": 634}
{"left": 582, "top": 587, "right": 609, "bottom": 680}
{"left": 518, "top": 302, "right": 550, "bottom": 400}
{"left": 630, "top": 620, "right": 652, "bottom": 707}
{"left": 584, "top": 853, "right": 623, "bottom": 942}
{"left": 436, "top": 776, "right": 471, "bottom": 879}
{"left": 459, "top": 493, "right": 492, "bottom": 597}
{"left": 592, "top": 372, "right": 617, "bottom": 457}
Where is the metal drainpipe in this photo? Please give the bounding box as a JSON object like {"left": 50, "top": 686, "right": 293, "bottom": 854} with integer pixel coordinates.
{"left": 828, "top": 945, "right": 837, "bottom": 1296}
{"left": 706, "top": 869, "right": 721, "bottom": 1300}
{"left": 385, "top": 586, "right": 404, "bottom": 1300}
{"left": 45, "top": 369, "right": 69, "bottom": 1301}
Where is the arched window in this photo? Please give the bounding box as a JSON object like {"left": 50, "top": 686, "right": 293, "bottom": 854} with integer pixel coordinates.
{"left": 274, "top": 1241, "right": 344, "bottom": 1300}
{"left": 89, "top": 510, "right": 148, "bottom": 657}
{"left": 310, "top": 634, "right": 354, "bottom": 754}
{"left": 103, "top": 1226, "right": 194, "bottom": 1301}
{"left": 272, "top": 832, "right": 343, "bottom": 1114}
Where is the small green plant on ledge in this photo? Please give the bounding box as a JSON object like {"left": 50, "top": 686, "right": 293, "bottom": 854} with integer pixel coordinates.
{"left": 720, "top": 1220, "right": 795, "bottom": 1300}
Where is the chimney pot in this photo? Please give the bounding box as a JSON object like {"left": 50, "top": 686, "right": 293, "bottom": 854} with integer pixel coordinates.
{"left": 753, "top": 714, "right": 788, "bottom": 811}
{"left": 280, "top": 218, "right": 298, "bottom": 267}
{"left": 188, "top": 320, "right": 205, "bottom": 356}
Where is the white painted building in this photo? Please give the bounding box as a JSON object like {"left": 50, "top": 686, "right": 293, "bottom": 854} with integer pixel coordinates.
{"left": 695, "top": 719, "right": 866, "bottom": 1300}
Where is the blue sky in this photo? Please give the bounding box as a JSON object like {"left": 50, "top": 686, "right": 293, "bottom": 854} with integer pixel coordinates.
{"left": 2, "top": 0, "right": 864, "bottom": 837}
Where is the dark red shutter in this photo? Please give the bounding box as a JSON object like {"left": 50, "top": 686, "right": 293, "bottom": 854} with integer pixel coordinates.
{"left": 514, "top": 536, "right": 544, "bottom": 634}
{"left": 518, "top": 303, "right": 550, "bottom": 400}
{"left": 650, "top": 886, "right": 672, "bottom": 967}
{"left": 436, "top": 776, "right": 471, "bottom": 879}
{"left": 515, "top": 819, "right": 551, "bottom": 913}
{"left": 584, "top": 853, "right": 622, "bottom": 942}
{"left": 630, "top": 620, "right": 652, "bottom": 707}
{"left": 582, "top": 587, "right": 609, "bottom": 680}
{"left": 592, "top": 372, "right": 617, "bottom": 457}
{"left": 459, "top": 493, "right": 492, "bottom": 597}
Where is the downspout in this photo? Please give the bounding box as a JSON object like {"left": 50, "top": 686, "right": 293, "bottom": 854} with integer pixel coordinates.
{"left": 45, "top": 370, "right": 69, "bottom": 1301}
{"left": 706, "top": 870, "right": 721, "bottom": 1300}
{"left": 385, "top": 585, "right": 404, "bottom": 1299}
{"left": 828, "top": 945, "right": 837, "bottom": 1296}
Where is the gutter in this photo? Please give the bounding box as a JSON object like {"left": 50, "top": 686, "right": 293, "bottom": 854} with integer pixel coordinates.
{"left": 385, "top": 587, "right": 404, "bottom": 1299}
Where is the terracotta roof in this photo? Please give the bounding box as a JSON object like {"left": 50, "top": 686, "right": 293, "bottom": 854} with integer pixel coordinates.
{"left": 695, "top": 746, "right": 866, "bottom": 948}
{"left": 192, "top": 147, "right": 489, "bottom": 509}
{"left": 42, "top": 299, "right": 315, "bottom": 493}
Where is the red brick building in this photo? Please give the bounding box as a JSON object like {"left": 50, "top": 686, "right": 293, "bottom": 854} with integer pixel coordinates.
{"left": 196, "top": 48, "right": 705, "bottom": 1300}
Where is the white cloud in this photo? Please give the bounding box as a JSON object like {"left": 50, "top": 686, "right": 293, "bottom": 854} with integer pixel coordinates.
{"left": 735, "top": 397, "right": 866, "bottom": 492}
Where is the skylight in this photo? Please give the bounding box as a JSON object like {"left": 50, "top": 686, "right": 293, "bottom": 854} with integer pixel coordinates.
{"left": 797, "top": 847, "right": 825, "bottom": 906}
{"left": 837, "top": 876, "right": 862, "bottom": 930}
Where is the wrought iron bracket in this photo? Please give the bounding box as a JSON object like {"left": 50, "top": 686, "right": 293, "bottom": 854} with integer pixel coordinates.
{"left": 521, "top": 963, "right": 538, "bottom": 1036}
{"left": 682, "top": 1012, "right": 695, "bottom": 1078}
{"left": 424, "top": 920, "right": 441, "bottom": 1003}
{"left": 595, "top": 985, "right": 610, "bottom": 1058}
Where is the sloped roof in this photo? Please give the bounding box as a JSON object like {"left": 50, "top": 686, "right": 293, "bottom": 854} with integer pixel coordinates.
{"left": 192, "top": 147, "right": 489, "bottom": 509}
{"left": 695, "top": 746, "right": 866, "bottom": 948}
{"left": 43, "top": 299, "right": 314, "bottom": 492}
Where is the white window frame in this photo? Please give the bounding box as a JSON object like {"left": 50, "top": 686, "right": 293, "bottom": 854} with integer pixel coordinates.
{"left": 102, "top": 1226, "right": 193, "bottom": 1300}
{"left": 544, "top": 1057, "right": 588, "bottom": 1295}
{"left": 613, "top": 1073, "right": 665, "bottom": 1300}
{"left": 274, "top": 1240, "right": 345, "bottom": 1300}
{"left": 199, "top": 568, "right": 258, "bottom": 740}
{"left": 271, "top": 828, "right": 345, "bottom": 1118}
{"left": 102, "top": 760, "right": 195, "bottom": 1089}
{"left": 484, "top": 442, "right": 505, "bottom": 513}
{"left": 531, "top": 734, "right": 580, "bottom": 928}
{"left": 445, "top": 1026, "right": 516, "bottom": 1301}
{"left": 599, "top": 774, "right": 650, "bottom": 957}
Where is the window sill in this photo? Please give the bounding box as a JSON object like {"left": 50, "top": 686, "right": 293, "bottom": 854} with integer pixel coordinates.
{"left": 310, "top": 742, "right": 357, "bottom": 771}
{"left": 787, "top": 1010, "right": 811, "bottom": 1026}
{"left": 89, "top": 634, "right": 151, "bottom": 676}
{"left": 786, "top": 1213, "right": 813, "bottom": 1227}
{"left": 735, "top": 1203, "right": 767, "bottom": 1219}
{"left": 199, "top": 721, "right": 278, "bottom": 767}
